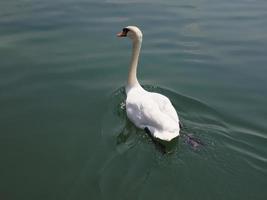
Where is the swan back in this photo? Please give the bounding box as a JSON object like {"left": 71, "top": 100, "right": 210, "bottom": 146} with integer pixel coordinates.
{"left": 126, "top": 87, "right": 180, "bottom": 141}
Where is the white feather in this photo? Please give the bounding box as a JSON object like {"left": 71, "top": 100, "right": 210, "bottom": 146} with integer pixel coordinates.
{"left": 126, "top": 84, "right": 180, "bottom": 141}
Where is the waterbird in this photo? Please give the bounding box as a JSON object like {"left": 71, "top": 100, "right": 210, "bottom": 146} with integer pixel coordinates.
{"left": 117, "top": 26, "right": 180, "bottom": 141}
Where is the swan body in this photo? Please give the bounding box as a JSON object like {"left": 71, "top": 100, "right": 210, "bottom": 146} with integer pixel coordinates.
{"left": 117, "top": 26, "right": 180, "bottom": 141}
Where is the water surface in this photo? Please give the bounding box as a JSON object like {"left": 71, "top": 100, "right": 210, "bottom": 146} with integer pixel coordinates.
{"left": 1, "top": 0, "right": 267, "bottom": 199}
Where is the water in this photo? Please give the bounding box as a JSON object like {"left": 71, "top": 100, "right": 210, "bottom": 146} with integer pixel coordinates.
{"left": 1, "top": 0, "right": 267, "bottom": 199}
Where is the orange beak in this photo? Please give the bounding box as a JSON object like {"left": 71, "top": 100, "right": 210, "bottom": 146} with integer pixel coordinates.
{"left": 117, "top": 31, "right": 127, "bottom": 37}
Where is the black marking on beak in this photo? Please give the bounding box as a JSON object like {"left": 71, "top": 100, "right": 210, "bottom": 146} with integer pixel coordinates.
{"left": 117, "top": 28, "right": 129, "bottom": 37}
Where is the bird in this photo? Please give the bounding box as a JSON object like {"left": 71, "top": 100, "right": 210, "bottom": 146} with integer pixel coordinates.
{"left": 117, "top": 26, "right": 180, "bottom": 141}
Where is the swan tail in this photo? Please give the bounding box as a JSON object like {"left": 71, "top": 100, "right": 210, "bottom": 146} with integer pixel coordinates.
{"left": 149, "top": 128, "right": 179, "bottom": 142}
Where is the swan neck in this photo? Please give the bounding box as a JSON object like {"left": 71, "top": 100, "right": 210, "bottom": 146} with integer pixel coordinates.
{"left": 127, "top": 38, "right": 142, "bottom": 88}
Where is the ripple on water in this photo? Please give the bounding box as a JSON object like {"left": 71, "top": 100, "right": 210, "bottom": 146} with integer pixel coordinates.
{"left": 98, "top": 85, "right": 246, "bottom": 198}
{"left": 101, "top": 85, "right": 232, "bottom": 164}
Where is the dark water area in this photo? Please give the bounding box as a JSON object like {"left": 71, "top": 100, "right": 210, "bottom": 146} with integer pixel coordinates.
{"left": 1, "top": 0, "right": 267, "bottom": 199}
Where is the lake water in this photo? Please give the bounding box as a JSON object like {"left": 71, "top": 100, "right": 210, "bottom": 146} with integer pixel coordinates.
{"left": 1, "top": 0, "right": 267, "bottom": 199}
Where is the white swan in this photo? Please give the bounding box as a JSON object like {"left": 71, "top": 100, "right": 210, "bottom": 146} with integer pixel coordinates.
{"left": 117, "top": 26, "right": 180, "bottom": 141}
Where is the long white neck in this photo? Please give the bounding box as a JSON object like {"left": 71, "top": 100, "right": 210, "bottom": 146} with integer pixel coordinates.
{"left": 127, "top": 38, "right": 142, "bottom": 89}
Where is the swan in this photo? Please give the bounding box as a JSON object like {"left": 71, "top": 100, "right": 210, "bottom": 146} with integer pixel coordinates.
{"left": 117, "top": 26, "right": 180, "bottom": 141}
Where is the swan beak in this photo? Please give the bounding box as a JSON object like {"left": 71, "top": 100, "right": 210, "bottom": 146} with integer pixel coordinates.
{"left": 117, "top": 31, "right": 127, "bottom": 37}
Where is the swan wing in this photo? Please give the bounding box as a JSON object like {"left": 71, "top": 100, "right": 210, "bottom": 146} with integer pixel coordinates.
{"left": 149, "top": 92, "right": 179, "bottom": 123}
{"left": 126, "top": 90, "right": 179, "bottom": 141}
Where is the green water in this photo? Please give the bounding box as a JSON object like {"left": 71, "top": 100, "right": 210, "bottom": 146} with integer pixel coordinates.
{"left": 1, "top": 0, "right": 267, "bottom": 199}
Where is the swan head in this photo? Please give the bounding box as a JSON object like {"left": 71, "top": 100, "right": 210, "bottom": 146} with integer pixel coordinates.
{"left": 117, "top": 26, "right": 143, "bottom": 41}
